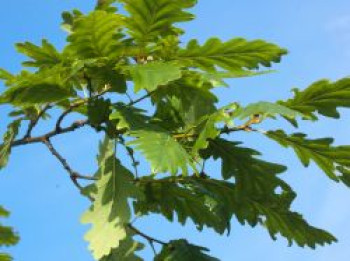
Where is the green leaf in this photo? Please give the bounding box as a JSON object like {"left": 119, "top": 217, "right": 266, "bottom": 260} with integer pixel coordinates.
{"left": 134, "top": 177, "right": 230, "bottom": 234}
{"left": 101, "top": 234, "right": 144, "bottom": 261}
{"left": 267, "top": 130, "right": 350, "bottom": 183}
{"left": 0, "top": 69, "right": 15, "bottom": 86}
{"left": 198, "top": 69, "right": 275, "bottom": 87}
{"left": 200, "top": 138, "right": 287, "bottom": 180}
{"left": 0, "top": 253, "right": 12, "bottom": 261}
{"left": 126, "top": 61, "right": 182, "bottom": 93}
{"left": 0, "top": 68, "right": 75, "bottom": 106}
{"left": 177, "top": 38, "right": 287, "bottom": 72}
{"left": 128, "top": 130, "right": 194, "bottom": 175}
{"left": 120, "top": 0, "right": 196, "bottom": 42}
{"left": 280, "top": 78, "right": 350, "bottom": 119}
{"left": 192, "top": 103, "right": 238, "bottom": 155}
{"left": 81, "top": 137, "right": 141, "bottom": 259}
{"left": 237, "top": 101, "right": 302, "bottom": 120}
{"left": 110, "top": 103, "right": 150, "bottom": 131}
{"left": 0, "top": 119, "right": 22, "bottom": 170}
{"left": 0, "top": 205, "right": 19, "bottom": 261}
{"left": 152, "top": 75, "right": 218, "bottom": 126}
{"left": 155, "top": 239, "right": 219, "bottom": 261}
{"left": 15, "top": 39, "right": 61, "bottom": 68}
{"left": 67, "top": 10, "right": 124, "bottom": 58}
{"left": 88, "top": 98, "right": 111, "bottom": 127}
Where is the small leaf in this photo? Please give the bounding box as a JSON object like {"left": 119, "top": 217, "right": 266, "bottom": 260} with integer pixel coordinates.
{"left": 155, "top": 239, "right": 219, "bottom": 261}
{"left": 0, "top": 119, "right": 22, "bottom": 170}
{"left": 126, "top": 62, "right": 182, "bottom": 93}
{"left": 88, "top": 98, "right": 111, "bottom": 127}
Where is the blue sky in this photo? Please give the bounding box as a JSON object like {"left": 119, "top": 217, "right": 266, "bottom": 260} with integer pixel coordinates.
{"left": 1, "top": 0, "right": 350, "bottom": 260}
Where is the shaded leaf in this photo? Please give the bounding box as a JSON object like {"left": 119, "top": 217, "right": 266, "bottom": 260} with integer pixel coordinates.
{"left": 155, "top": 239, "right": 219, "bottom": 261}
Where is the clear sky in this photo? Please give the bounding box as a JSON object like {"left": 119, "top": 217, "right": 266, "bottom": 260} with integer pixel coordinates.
{"left": 1, "top": 1, "right": 350, "bottom": 260}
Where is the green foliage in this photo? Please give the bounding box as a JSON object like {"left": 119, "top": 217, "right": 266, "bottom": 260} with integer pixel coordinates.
{"left": 0, "top": 206, "right": 19, "bottom": 261}
{"left": 267, "top": 130, "right": 350, "bottom": 184}
{"left": 155, "top": 239, "right": 219, "bottom": 261}
{"left": 128, "top": 130, "right": 195, "bottom": 175}
{"left": 177, "top": 38, "right": 287, "bottom": 72}
{"left": 0, "top": 1, "right": 349, "bottom": 260}
{"left": 16, "top": 39, "right": 62, "bottom": 68}
{"left": 280, "top": 78, "right": 350, "bottom": 120}
{"left": 66, "top": 10, "right": 124, "bottom": 59}
{"left": 0, "top": 119, "right": 22, "bottom": 170}
{"left": 120, "top": 0, "right": 196, "bottom": 43}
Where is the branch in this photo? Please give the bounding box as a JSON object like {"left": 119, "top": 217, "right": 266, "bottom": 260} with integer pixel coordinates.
{"left": 24, "top": 104, "right": 53, "bottom": 139}
{"left": 11, "top": 119, "right": 89, "bottom": 147}
{"left": 127, "top": 224, "right": 167, "bottom": 246}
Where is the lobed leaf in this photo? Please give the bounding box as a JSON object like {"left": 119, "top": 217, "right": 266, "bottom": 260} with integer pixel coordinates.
{"left": 155, "top": 239, "right": 219, "bottom": 261}
{"left": 280, "top": 78, "right": 350, "bottom": 120}
{"left": 0, "top": 119, "right": 22, "bottom": 170}
{"left": 16, "top": 39, "right": 61, "bottom": 68}
{"left": 81, "top": 137, "right": 141, "bottom": 259}
{"left": 267, "top": 130, "right": 350, "bottom": 184}
{"left": 177, "top": 38, "right": 287, "bottom": 72}
{"left": 120, "top": 0, "right": 197, "bottom": 42}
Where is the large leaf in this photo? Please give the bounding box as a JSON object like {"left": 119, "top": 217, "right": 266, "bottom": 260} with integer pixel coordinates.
{"left": 0, "top": 68, "right": 75, "bottom": 106}
{"left": 126, "top": 61, "right": 182, "bottom": 93}
{"left": 177, "top": 38, "right": 287, "bottom": 72}
{"left": 120, "top": 0, "right": 196, "bottom": 42}
{"left": 267, "top": 130, "right": 350, "bottom": 183}
{"left": 0, "top": 119, "right": 22, "bottom": 170}
{"left": 128, "top": 130, "right": 195, "bottom": 175}
{"left": 155, "top": 239, "right": 219, "bottom": 261}
{"left": 81, "top": 137, "right": 141, "bottom": 259}
{"left": 67, "top": 10, "right": 124, "bottom": 58}
{"left": 280, "top": 78, "right": 350, "bottom": 119}
{"left": 16, "top": 39, "right": 61, "bottom": 68}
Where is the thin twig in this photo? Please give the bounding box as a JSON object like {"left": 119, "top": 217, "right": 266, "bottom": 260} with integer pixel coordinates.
{"left": 119, "top": 136, "right": 139, "bottom": 178}
{"left": 24, "top": 104, "right": 53, "bottom": 139}
{"left": 128, "top": 90, "right": 156, "bottom": 106}
{"left": 128, "top": 224, "right": 167, "bottom": 246}
{"left": 42, "top": 138, "right": 84, "bottom": 191}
